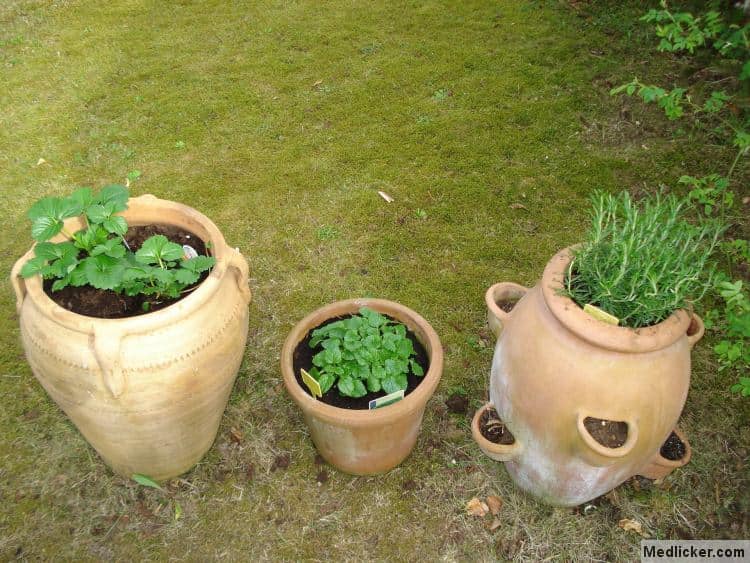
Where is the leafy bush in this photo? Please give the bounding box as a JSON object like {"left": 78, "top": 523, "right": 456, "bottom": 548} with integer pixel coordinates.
{"left": 307, "top": 307, "right": 425, "bottom": 398}
{"left": 20, "top": 185, "right": 215, "bottom": 303}
{"left": 611, "top": 0, "right": 750, "bottom": 394}
{"left": 565, "top": 190, "right": 723, "bottom": 328}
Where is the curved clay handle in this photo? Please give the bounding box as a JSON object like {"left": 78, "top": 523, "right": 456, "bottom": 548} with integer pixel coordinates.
{"left": 10, "top": 250, "right": 34, "bottom": 314}
{"left": 687, "top": 313, "right": 704, "bottom": 349}
{"left": 91, "top": 326, "right": 126, "bottom": 399}
{"left": 228, "top": 248, "right": 252, "bottom": 304}
{"left": 485, "top": 282, "right": 528, "bottom": 339}
{"left": 576, "top": 411, "right": 639, "bottom": 466}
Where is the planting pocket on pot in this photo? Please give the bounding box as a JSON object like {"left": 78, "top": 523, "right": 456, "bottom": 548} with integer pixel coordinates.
{"left": 576, "top": 412, "right": 638, "bottom": 467}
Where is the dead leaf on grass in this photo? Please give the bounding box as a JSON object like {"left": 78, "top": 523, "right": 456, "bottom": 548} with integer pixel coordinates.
{"left": 466, "top": 497, "right": 489, "bottom": 517}
{"left": 487, "top": 495, "right": 503, "bottom": 515}
{"left": 378, "top": 190, "right": 394, "bottom": 203}
{"left": 509, "top": 203, "right": 527, "bottom": 210}
{"left": 229, "top": 427, "right": 243, "bottom": 444}
{"left": 488, "top": 518, "right": 502, "bottom": 531}
{"left": 618, "top": 518, "right": 645, "bottom": 536}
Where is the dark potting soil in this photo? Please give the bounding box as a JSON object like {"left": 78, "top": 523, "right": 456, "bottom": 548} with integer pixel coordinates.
{"left": 583, "top": 416, "right": 628, "bottom": 448}
{"left": 660, "top": 431, "right": 686, "bottom": 461}
{"left": 496, "top": 299, "right": 518, "bottom": 313}
{"left": 479, "top": 407, "right": 515, "bottom": 445}
{"left": 292, "top": 314, "right": 430, "bottom": 410}
{"left": 43, "top": 224, "right": 209, "bottom": 319}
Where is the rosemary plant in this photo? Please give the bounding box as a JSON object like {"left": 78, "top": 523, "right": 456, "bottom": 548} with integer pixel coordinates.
{"left": 565, "top": 190, "right": 724, "bottom": 328}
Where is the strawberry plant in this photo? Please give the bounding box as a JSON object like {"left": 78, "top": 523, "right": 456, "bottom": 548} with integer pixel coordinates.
{"left": 307, "top": 307, "right": 425, "bottom": 398}
{"left": 20, "top": 184, "right": 215, "bottom": 305}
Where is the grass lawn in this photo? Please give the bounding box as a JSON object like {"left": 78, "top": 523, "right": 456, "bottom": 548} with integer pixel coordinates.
{"left": 1, "top": 0, "right": 747, "bottom": 560}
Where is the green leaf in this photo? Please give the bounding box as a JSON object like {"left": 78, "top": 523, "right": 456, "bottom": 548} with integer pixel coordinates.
{"left": 382, "top": 373, "right": 408, "bottom": 394}
{"left": 68, "top": 187, "right": 94, "bottom": 215}
{"left": 181, "top": 255, "right": 215, "bottom": 272}
{"left": 35, "top": 241, "right": 77, "bottom": 262}
{"left": 337, "top": 376, "right": 355, "bottom": 397}
{"left": 174, "top": 268, "right": 200, "bottom": 285}
{"left": 127, "top": 170, "right": 142, "bottom": 182}
{"left": 97, "top": 184, "right": 129, "bottom": 212}
{"left": 51, "top": 276, "right": 71, "bottom": 291}
{"left": 410, "top": 359, "right": 424, "bottom": 376}
{"left": 20, "top": 256, "right": 47, "bottom": 278}
{"left": 92, "top": 238, "right": 126, "bottom": 258}
{"left": 136, "top": 235, "right": 184, "bottom": 265}
{"left": 103, "top": 215, "right": 128, "bottom": 236}
{"left": 132, "top": 473, "right": 163, "bottom": 490}
{"left": 318, "top": 371, "right": 335, "bottom": 393}
{"left": 83, "top": 255, "right": 125, "bottom": 290}
{"left": 28, "top": 196, "right": 80, "bottom": 241}
{"left": 366, "top": 375, "right": 381, "bottom": 393}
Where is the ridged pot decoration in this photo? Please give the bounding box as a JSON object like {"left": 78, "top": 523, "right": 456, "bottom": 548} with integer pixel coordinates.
{"left": 10, "top": 194, "right": 251, "bottom": 480}
{"left": 281, "top": 298, "right": 443, "bottom": 475}
{"left": 474, "top": 246, "right": 702, "bottom": 506}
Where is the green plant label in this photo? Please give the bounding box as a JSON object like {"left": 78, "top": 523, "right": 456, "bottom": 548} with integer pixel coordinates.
{"left": 583, "top": 304, "right": 620, "bottom": 326}
{"left": 368, "top": 389, "right": 404, "bottom": 410}
{"left": 301, "top": 369, "right": 322, "bottom": 398}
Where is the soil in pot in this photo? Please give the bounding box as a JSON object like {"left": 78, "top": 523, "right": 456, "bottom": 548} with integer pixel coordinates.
{"left": 292, "top": 314, "right": 430, "bottom": 410}
{"left": 583, "top": 417, "right": 628, "bottom": 448}
{"left": 496, "top": 298, "right": 518, "bottom": 313}
{"left": 43, "top": 224, "right": 209, "bottom": 319}
{"left": 660, "top": 431, "right": 687, "bottom": 461}
{"left": 479, "top": 406, "right": 515, "bottom": 445}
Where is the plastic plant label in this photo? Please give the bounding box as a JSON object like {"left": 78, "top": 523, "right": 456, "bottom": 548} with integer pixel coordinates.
{"left": 369, "top": 389, "right": 405, "bottom": 410}
{"left": 583, "top": 304, "right": 620, "bottom": 326}
{"left": 301, "top": 369, "right": 322, "bottom": 398}
{"left": 182, "top": 245, "right": 198, "bottom": 259}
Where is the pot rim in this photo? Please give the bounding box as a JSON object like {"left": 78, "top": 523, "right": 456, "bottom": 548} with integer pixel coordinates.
{"left": 542, "top": 246, "right": 693, "bottom": 353}
{"left": 280, "top": 298, "right": 444, "bottom": 427}
{"left": 14, "top": 194, "right": 231, "bottom": 335}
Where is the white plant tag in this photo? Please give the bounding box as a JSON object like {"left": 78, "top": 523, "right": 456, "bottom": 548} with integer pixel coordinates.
{"left": 182, "top": 245, "right": 198, "bottom": 259}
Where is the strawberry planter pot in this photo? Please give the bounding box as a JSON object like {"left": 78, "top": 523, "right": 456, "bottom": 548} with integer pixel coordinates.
{"left": 474, "top": 247, "right": 702, "bottom": 506}
{"left": 281, "top": 298, "right": 443, "bottom": 475}
{"left": 10, "top": 194, "right": 251, "bottom": 480}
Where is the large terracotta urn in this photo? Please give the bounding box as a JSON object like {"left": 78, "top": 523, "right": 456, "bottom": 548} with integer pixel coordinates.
{"left": 474, "top": 247, "right": 701, "bottom": 506}
{"left": 10, "top": 194, "right": 251, "bottom": 480}
{"left": 281, "top": 298, "right": 443, "bottom": 475}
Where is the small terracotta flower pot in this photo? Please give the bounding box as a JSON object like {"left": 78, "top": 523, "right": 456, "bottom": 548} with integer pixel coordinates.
{"left": 281, "top": 298, "right": 443, "bottom": 475}
{"left": 475, "top": 246, "right": 702, "bottom": 506}
{"left": 10, "top": 194, "right": 251, "bottom": 480}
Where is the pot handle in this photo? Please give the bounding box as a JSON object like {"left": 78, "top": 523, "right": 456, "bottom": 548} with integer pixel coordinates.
{"left": 10, "top": 249, "right": 35, "bottom": 314}
{"left": 91, "top": 326, "right": 126, "bottom": 399}
{"left": 485, "top": 282, "right": 528, "bottom": 339}
{"left": 576, "top": 411, "right": 639, "bottom": 466}
{"left": 228, "top": 248, "right": 251, "bottom": 304}
{"left": 687, "top": 313, "right": 704, "bottom": 349}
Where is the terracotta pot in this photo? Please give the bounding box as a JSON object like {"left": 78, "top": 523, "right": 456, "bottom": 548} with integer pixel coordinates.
{"left": 477, "top": 247, "right": 702, "bottom": 506}
{"left": 10, "top": 194, "right": 251, "bottom": 480}
{"left": 281, "top": 298, "right": 443, "bottom": 475}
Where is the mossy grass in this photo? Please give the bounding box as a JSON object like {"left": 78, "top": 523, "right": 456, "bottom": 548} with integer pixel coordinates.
{"left": 566, "top": 190, "right": 724, "bottom": 328}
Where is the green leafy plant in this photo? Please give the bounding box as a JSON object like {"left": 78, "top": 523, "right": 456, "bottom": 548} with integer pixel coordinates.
{"left": 565, "top": 190, "right": 723, "bottom": 328}
{"left": 307, "top": 307, "right": 425, "bottom": 398}
{"left": 20, "top": 185, "right": 215, "bottom": 304}
{"left": 612, "top": 1, "right": 750, "bottom": 395}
